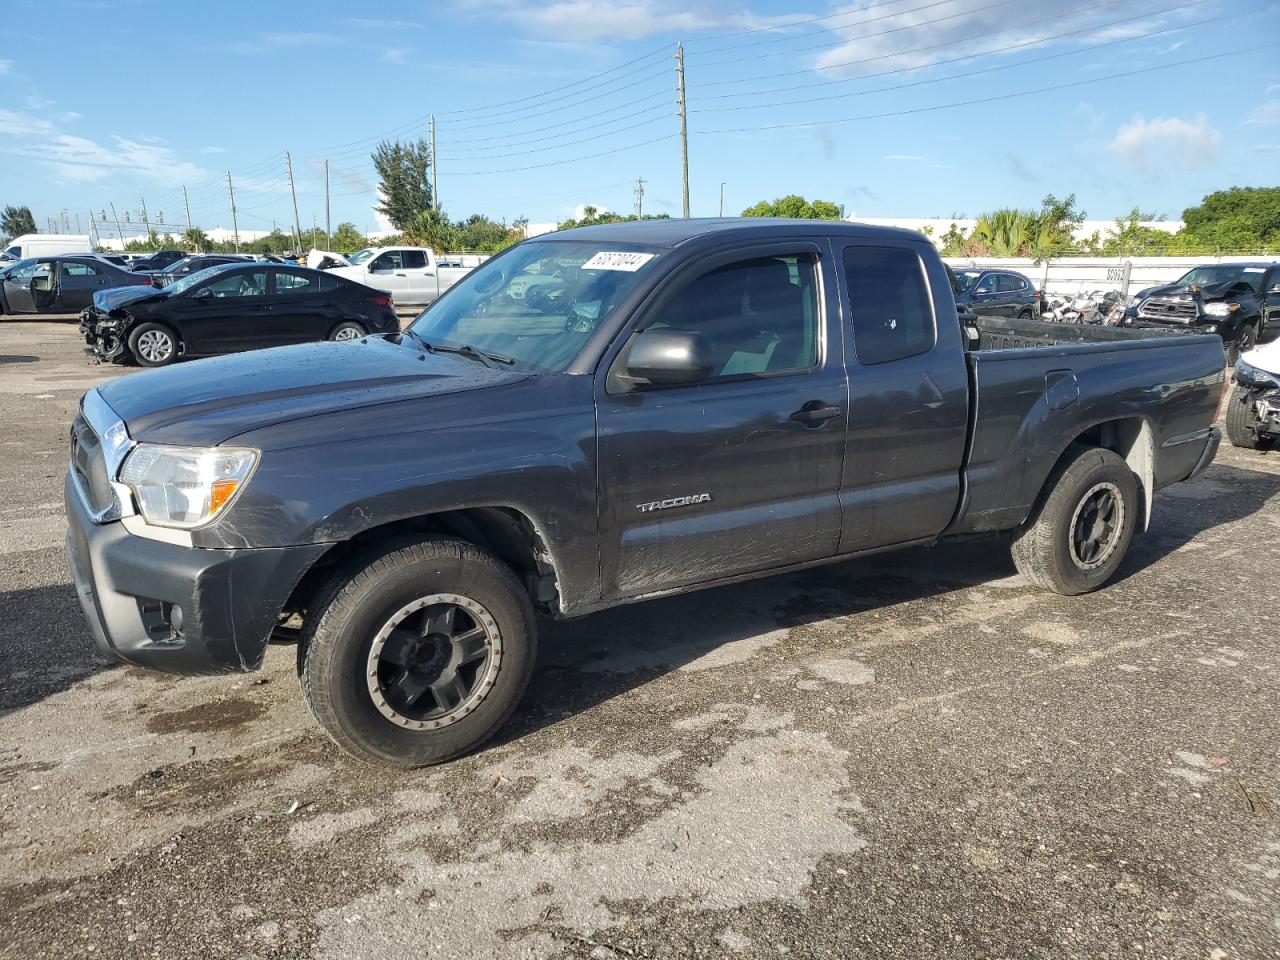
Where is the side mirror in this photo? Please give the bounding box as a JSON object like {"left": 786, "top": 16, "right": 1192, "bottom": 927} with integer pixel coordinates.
{"left": 974, "top": 287, "right": 989, "bottom": 295}
{"left": 1270, "top": 283, "right": 1280, "bottom": 295}
{"left": 624, "top": 329, "right": 713, "bottom": 387}
{"left": 193, "top": 287, "right": 213, "bottom": 300}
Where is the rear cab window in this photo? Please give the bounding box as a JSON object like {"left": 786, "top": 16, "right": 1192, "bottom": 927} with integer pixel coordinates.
{"left": 841, "top": 246, "right": 936, "bottom": 365}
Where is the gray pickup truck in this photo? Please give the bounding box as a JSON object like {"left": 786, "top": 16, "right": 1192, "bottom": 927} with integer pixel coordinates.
{"left": 64, "top": 219, "right": 1225, "bottom": 767}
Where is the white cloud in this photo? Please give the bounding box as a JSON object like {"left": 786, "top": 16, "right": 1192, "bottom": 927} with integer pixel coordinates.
{"left": 0, "top": 109, "right": 206, "bottom": 184}
{"left": 469, "top": 0, "right": 799, "bottom": 42}
{"left": 343, "top": 18, "right": 424, "bottom": 30}
{"left": 1108, "top": 113, "right": 1221, "bottom": 171}
{"left": 882, "top": 154, "right": 925, "bottom": 161}
{"left": 200, "top": 145, "right": 227, "bottom": 154}
{"left": 812, "top": 0, "right": 1206, "bottom": 76}
{"left": 0, "top": 60, "right": 12, "bottom": 75}
{"left": 1244, "top": 100, "right": 1280, "bottom": 125}
{"left": 1253, "top": 143, "right": 1280, "bottom": 154}
{"left": 382, "top": 48, "right": 409, "bottom": 64}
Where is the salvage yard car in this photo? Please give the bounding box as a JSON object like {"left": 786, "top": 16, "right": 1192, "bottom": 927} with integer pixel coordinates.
{"left": 63, "top": 219, "right": 1224, "bottom": 768}
{"left": 79, "top": 262, "right": 398, "bottom": 366}
{"left": 1119, "top": 261, "right": 1279, "bottom": 364}
{"left": 0, "top": 255, "right": 152, "bottom": 315}
{"left": 1226, "top": 338, "right": 1280, "bottom": 449}
{"left": 949, "top": 267, "right": 1041, "bottom": 319}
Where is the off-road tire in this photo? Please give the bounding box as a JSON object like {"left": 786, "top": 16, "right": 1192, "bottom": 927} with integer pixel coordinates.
{"left": 298, "top": 536, "right": 537, "bottom": 767}
{"left": 1225, "top": 323, "right": 1258, "bottom": 368}
{"left": 328, "top": 320, "right": 366, "bottom": 342}
{"left": 1224, "top": 385, "right": 1267, "bottom": 449}
{"left": 128, "top": 322, "right": 179, "bottom": 367}
{"left": 1011, "top": 446, "right": 1139, "bottom": 596}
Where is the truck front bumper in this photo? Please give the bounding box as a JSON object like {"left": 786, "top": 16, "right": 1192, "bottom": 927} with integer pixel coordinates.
{"left": 64, "top": 471, "right": 328, "bottom": 675}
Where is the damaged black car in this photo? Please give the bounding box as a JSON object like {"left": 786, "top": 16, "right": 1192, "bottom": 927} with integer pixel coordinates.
{"left": 1117, "top": 262, "right": 1279, "bottom": 365}
{"left": 80, "top": 262, "right": 400, "bottom": 367}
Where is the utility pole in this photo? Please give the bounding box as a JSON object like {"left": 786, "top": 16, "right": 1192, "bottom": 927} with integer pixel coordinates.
{"left": 430, "top": 114, "right": 439, "bottom": 211}
{"left": 226, "top": 171, "right": 240, "bottom": 253}
{"left": 634, "top": 177, "right": 646, "bottom": 219}
{"left": 140, "top": 197, "right": 151, "bottom": 242}
{"left": 75, "top": 212, "right": 81, "bottom": 234}
{"left": 324, "top": 159, "right": 331, "bottom": 246}
{"left": 108, "top": 202, "right": 125, "bottom": 248}
{"left": 719, "top": 182, "right": 725, "bottom": 217}
{"left": 183, "top": 185, "right": 193, "bottom": 235}
{"left": 675, "top": 42, "right": 690, "bottom": 218}
{"left": 285, "top": 151, "right": 303, "bottom": 252}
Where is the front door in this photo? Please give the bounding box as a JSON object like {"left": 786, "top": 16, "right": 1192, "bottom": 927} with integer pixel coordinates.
{"left": 365, "top": 251, "right": 410, "bottom": 298}
{"left": 596, "top": 243, "right": 848, "bottom": 599}
{"left": 57, "top": 260, "right": 109, "bottom": 310}
{"left": 181, "top": 268, "right": 271, "bottom": 354}
{"left": 3, "top": 261, "right": 42, "bottom": 312}
{"left": 835, "top": 240, "right": 969, "bottom": 553}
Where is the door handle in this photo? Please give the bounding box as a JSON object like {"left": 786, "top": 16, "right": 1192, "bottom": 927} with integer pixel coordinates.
{"left": 395, "top": 272, "right": 407, "bottom": 277}
{"left": 790, "top": 401, "right": 842, "bottom": 425}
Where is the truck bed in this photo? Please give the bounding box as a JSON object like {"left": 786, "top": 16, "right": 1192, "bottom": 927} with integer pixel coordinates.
{"left": 951, "top": 316, "right": 1225, "bottom": 536}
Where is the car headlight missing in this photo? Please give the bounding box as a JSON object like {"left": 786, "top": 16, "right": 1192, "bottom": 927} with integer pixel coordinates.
{"left": 118, "top": 444, "right": 258, "bottom": 529}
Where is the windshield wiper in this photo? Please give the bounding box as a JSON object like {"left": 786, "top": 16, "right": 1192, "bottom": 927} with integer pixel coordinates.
{"left": 402, "top": 331, "right": 515, "bottom": 368}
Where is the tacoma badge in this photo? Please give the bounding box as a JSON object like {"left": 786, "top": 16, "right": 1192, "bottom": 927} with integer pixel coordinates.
{"left": 636, "top": 493, "right": 712, "bottom": 513}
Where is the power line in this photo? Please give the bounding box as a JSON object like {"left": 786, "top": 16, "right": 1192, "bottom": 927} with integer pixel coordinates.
{"left": 693, "top": 2, "right": 1228, "bottom": 114}
{"left": 693, "top": 42, "right": 1278, "bottom": 134}
{"left": 694, "top": 0, "right": 970, "bottom": 54}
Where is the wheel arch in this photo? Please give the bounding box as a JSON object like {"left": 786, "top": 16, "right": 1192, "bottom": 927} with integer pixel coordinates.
{"left": 1033, "top": 416, "right": 1155, "bottom": 532}
{"left": 279, "top": 505, "right": 563, "bottom": 634}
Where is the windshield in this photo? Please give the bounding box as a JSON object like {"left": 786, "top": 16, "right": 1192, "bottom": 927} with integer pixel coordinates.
{"left": 1174, "top": 265, "right": 1268, "bottom": 292}
{"left": 164, "top": 257, "right": 197, "bottom": 274}
{"left": 952, "top": 270, "right": 983, "bottom": 293}
{"left": 169, "top": 264, "right": 232, "bottom": 295}
{"left": 407, "top": 241, "right": 662, "bottom": 372}
{"left": 347, "top": 248, "right": 375, "bottom": 265}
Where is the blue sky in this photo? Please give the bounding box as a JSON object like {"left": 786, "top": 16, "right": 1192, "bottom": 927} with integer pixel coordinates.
{"left": 1, "top": 0, "right": 1277, "bottom": 238}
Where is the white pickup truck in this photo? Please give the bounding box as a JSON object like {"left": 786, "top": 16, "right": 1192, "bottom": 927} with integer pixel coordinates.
{"left": 322, "top": 247, "right": 479, "bottom": 306}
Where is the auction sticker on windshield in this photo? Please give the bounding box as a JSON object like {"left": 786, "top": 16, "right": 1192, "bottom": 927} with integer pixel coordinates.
{"left": 582, "top": 251, "right": 656, "bottom": 272}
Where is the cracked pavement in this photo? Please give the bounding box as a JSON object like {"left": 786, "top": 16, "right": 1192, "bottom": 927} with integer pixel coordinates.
{"left": 1, "top": 320, "right": 1278, "bottom": 959}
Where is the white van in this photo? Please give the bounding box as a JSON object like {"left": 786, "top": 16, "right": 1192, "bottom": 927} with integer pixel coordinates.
{"left": 4, "top": 234, "right": 94, "bottom": 260}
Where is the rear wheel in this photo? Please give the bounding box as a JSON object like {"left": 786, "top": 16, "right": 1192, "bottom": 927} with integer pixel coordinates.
{"left": 1017, "top": 308, "right": 1034, "bottom": 321}
{"left": 329, "top": 321, "right": 365, "bottom": 342}
{"left": 1011, "top": 447, "right": 1139, "bottom": 596}
{"left": 128, "top": 322, "right": 179, "bottom": 367}
{"left": 1224, "top": 386, "right": 1267, "bottom": 449}
{"left": 299, "top": 537, "right": 537, "bottom": 767}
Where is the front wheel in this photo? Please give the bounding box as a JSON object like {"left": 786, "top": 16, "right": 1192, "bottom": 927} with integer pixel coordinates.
{"left": 299, "top": 537, "right": 537, "bottom": 767}
{"left": 329, "top": 321, "right": 366, "bottom": 342}
{"left": 1224, "top": 386, "right": 1267, "bottom": 449}
{"left": 1225, "top": 323, "right": 1257, "bottom": 368}
{"left": 128, "top": 322, "right": 179, "bottom": 367}
{"left": 1011, "top": 447, "right": 1139, "bottom": 596}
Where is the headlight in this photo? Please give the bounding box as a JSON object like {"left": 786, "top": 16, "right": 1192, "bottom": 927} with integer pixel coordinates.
{"left": 1202, "top": 324, "right": 1217, "bottom": 333}
{"left": 1126, "top": 296, "right": 1142, "bottom": 308}
{"left": 118, "top": 444, "right": 258, "bottom": 529}
{"left": 1235, "top": 359, "right": 1280, "bottom": 389}
{"left": 1203, "top": 302, "right": 1238, "bottom": 317}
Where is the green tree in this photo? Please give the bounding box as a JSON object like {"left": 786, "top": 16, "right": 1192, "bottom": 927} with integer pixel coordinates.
{"left": 1097, "top": 209, "right": 1174, "bottom": 256}
{"left": 1181, "top": 187, "right": 1280, "bottom": 251}
{"left": 740, "top": 195, "right": 845, "bottom": 219}
{"left": 181, "top": 227, "right": 213, "bottom": 252}
{"left": 403, "top": 208, "right": 458, "bottom": 251}
{"left": 1, "top": 205, "right": 36, "bottom": 240}
{"left": 556, "top": 207, "right": 669, "bottom": 231}
{"left": 330, "top": 222, "right": 367, "bottom": 253}
{"left": 372, "top": 138, "right": 434, "bottom": 231}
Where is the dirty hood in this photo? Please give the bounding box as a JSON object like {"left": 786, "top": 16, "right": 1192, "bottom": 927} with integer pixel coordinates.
{"left": 91, "top": 285, "right": 165, "bottom": 312}
{"left": 96, "top": 336, "right": 528, "bottom": 446}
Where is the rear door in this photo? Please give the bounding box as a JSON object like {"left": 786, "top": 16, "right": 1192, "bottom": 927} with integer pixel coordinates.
{"left": 595, "top": 242, "right": 848, "bottom": 598}
{"left": 398, "top": 249, "right": 438, "bottom": 303}
{"left": 57, "top": 259, "right": 109, "bottom": 310}
{"left": 835, "top": 240, "right": 969, "bottom": 553}
{"left": 269, "top": 269, "right": 329, "bottom": 343}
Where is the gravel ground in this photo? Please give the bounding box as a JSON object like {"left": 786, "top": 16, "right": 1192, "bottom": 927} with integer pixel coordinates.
{"left": 1, "top": 319, "right": 1277, "bottom": 960}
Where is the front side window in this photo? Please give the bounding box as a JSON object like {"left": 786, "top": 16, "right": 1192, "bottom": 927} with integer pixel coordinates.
{"left": 408, "top": 241, "right": 661, "bottom": 373}
{"left": 842, "top": 246, "right": 936, "bottom": 365}
{"left": 200, "top": 270, "right": 268, "bottom": 298}
{"left": 371, "top": 251, "right": 405, "bottom": 271}
{"left": 645, "top": 254, "right": 819, "bottom": 380}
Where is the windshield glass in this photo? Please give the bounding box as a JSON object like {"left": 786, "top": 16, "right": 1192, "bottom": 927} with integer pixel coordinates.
{"left": 407, "top": 242, "right": 661, "bottom": 372}
{"left": 164, "top": 257, "right": 196, "bottom": 274}
{"left": 169, "top": 264, "right": 232, "bottom": 295}
{"left": 1174, "top": 265, "right": 1268, "bottom": 292}
{"left": 952, "top": 270, "right": 982, "bottom": 293}
{"left": 347, "top": 248, "right": 375, "bottom": 265}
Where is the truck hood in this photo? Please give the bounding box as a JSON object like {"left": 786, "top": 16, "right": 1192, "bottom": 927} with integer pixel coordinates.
{"left": 92, "top": 285, "right": 165, "bottom": 312}
{"left": 96, "top": 336, "right": 528, "bottom": 446}
{"left": 1137, "top": 279, "right": 1255, "bottom": 302}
